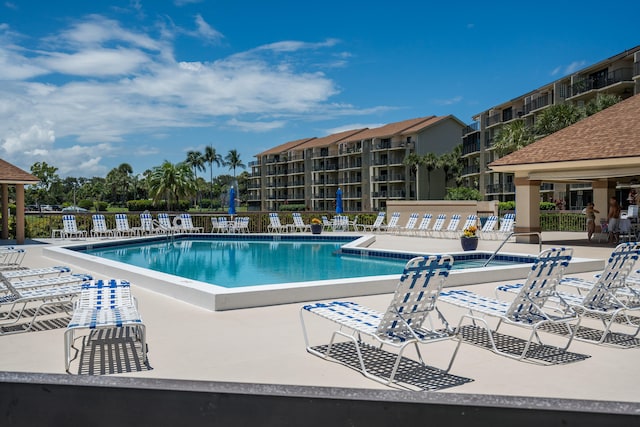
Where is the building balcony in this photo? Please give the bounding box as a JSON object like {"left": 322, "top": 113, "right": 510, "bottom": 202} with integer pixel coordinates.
{"left": 635, "top": 62, "right": 640, "bottom": 77}
{"left": 524, "top": 94, "right": 550, "bottom": 114}
{"left": 462, "top": 165, "right": 480, "bottom": 176}
{"left": 463, "top": 122, "right": 479, "bottom": 135}
{"left": 248, "top": 160, "right": 261, "bottom": 167}
{"left": 313, "top": 164, "right": 338, "bottom": 171}
{"left": 485, "top": 112, "right": 501, "bottom": 127}
{"left": 569, "top": 68, "right": 634, "bottom": 98}
{"left": 485, "top": 183, "right": 515, "bottom": 194}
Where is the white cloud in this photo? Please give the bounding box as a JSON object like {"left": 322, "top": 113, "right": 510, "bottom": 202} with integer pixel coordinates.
{"left": 0, "top": 14, "right": 366, "bottom": 176}
{"left": 193, "top": 14, "right": 223, "bottom": 43}
{"left": 550, "top": 60, "right": 587, "bottom": 76}
{"left": 433, "top": 96, "right": 463, "bottom": 106}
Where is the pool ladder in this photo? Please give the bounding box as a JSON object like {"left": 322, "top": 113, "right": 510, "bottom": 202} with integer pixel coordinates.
{"left": 483, "top": 231, "right": 542, "bottom": 267}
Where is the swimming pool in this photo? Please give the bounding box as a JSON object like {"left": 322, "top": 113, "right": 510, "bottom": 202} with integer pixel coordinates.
{"left": 43, "top": 234, "right": 603, "bottom": 311}
{"left": 79, "top": 238, "right": 527, "bottom": 288}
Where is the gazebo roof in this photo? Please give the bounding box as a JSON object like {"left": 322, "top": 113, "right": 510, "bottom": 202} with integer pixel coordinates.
{"left": 0, "top": 159, "right": 39, "bottom": 184}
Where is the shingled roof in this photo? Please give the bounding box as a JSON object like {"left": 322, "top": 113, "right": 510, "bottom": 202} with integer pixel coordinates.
{"left": 257, "top": 137, "right": 317, "bottom": 156}
{"left": 490, "top": 93, "right": 640, "bottom": 167}
{"left": 0, "top": 159, "right": 39, "bottom": 184}
{"left": 340, "top": 116, "right": 437, "bottom": 143}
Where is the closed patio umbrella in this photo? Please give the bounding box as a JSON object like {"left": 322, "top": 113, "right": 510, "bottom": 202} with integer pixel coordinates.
{"left": 229, "top": 186, "right": 236, "bottom": 216}
{"left": 336, "top": 188, "right": 343, "bottom": 214}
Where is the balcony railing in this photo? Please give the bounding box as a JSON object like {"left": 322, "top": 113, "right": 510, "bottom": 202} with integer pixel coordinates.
{"left": 485, "top": 183, "right": 515, "bottom": 194}
{"left": 462, "top": 165, "right": 480, "bottom": 175}
{"left": 569, "top": 68, "right": 633, "bottom": 97}
{"left": 524, "top": 94, "right": 550, "bottom": 114}
{"left": 485, "top": 113, "right": 501, "bottom": 127}
{"left": 463, "top": 122, "right": 479, "bottom": 135}
{"left": 635, "top": 62, "right": 640, "bottom": 77}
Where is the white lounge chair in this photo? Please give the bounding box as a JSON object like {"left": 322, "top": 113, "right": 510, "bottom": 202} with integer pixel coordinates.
{"left": 114, "top": 214, "right": 140, "bottom": 237}
{"left": 398, "top": 213, "right": 419, "bottom": 235}
{"left": 0, "top": 247, "right": 25, "bottom": 269}
{"left": 415, "top": 214, "right": 433, "bottom": 236}
{"left": 478, "top": 215, "right": 498, "bottom": 239}
{"left": 359, "top": 212, "right": 385, "bottom": 232}
{"left": 91, "top": 214, "right": 115, "bottom": 238}
{"left": 175, "top": 213, "right": 204, "bottom": 233}
{"left": 157, "top": 213, "right": 180, "bottom": 234}
{"left": 380, "top": 212, "right": 401, "bottom": 233}
{"left": 440, "top": 247, "right": 578, "bottom": 362}
{"left": 442, "top": 214, "right": 462, "bottom": 239}
{"left": 139, "top": 212, "right": 162, "bottom": 235}
{"left": 332, "top": 215, "right": 349, "bottom": 232}
{"left": 499, "top": 242, "right": 640, "bottom": 345}
{"left": 301, "top": 255, "right": 461, "bottom": 389}
{"left": 233, "top": 217, "right": 250, "bottom": 233}
{"left": 267, "top": 213, "right": 289, "bottom": 233}
{"left": 64, "top": 279, "right": 147, "bottom": 372}
{"left": 62, "top": 215, "right": 87, "bottom": 239}
{"left": 427, "top": 214, "right": 447, "bottom": 237}
{"left": 0, "top": 273, "right": 92, "bottom": 294}
{"left": 291, "top": 213, "right": 311, "bottom": 232}
{"left": 496, "top": 213, "right": 516, "bottom": 240}
{"left": 2, "top": 266, "right": 71, "bottom": 280}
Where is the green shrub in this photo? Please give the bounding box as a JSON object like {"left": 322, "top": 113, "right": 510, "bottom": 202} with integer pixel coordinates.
{"left": 498, "top": 201, "right": 516, "bottom": 213}
{"left": 539, "top": 201, "right": 556, "bottom": 210}
{"left": 445, "top": 187, "right": 482, "bottom": 200}
{"left": 279, "top": 204, "right": 306, "bottom": 211}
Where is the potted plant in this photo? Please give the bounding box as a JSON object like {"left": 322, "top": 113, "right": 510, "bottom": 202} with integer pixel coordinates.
{"left": 460, "top": 225, "right": 479, "bottom": 251}
{"left": 310, "top": 218, "right": 323, "bottom": 234}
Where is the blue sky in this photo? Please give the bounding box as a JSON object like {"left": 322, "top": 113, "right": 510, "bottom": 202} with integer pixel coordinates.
{"left": 1, "top": 0, "right": 637, "bottom": 178}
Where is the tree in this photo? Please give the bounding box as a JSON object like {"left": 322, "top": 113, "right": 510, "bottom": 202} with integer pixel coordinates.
{"left": 402, "top": 153, "right": 423, "bottom": 200}
{"left": 585, "top": 93, "right": 622, "bottom": 116}
{"left": 225, "top": 149, "right": 246, "bottom": 180}
{"left": 203, "top": 145, "right": 223, "bottom": 199}
{"left": 28, "top": 161, "right": 60, "bottom": 205}
{"left": 493, "top": 119, "right": 535, "bottom": 156}
{"left": 105, "top": 163, "right": 133, "bottom": 205}
{"left": 422, "top": 152, "right": 438, "bottom": 199}
{"left": 534, "top": 104, "right": 585, "bottom": 137}
{"left": 147, "top": 161, "right": 197, "bottom": 211}
{"left": 185, "top": 150, "right": 206, "bottom": 207}
{"left": 445, "top": 186, "right": 482, "bottom": 201}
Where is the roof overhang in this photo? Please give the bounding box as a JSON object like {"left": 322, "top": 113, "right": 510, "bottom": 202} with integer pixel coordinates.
{"left": 489, "top": 156, "right": 640, "bottom": 183}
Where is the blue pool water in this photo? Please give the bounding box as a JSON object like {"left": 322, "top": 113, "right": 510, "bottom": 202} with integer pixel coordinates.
{"left": 81, "top": 237, "right": 532, "bottom": 288}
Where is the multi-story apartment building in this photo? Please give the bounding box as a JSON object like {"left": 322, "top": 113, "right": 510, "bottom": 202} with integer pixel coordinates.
{"left": 461, "top": 45, "right": 640, "bottom": 208}
{"left": 248, "top": 115, "right": 465, "bottom": 212}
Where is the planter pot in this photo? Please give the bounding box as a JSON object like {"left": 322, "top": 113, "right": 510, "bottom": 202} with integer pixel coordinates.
{"left": 310, "top": 224, "right": 323, "bottom": 235}
{"left": 460, "top": 237, "right": 478, "bottom": 251}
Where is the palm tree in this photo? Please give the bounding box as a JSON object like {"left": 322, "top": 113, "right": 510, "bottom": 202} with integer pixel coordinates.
{"left": 403, "top": 153, "right": 423, "bottom": 200}
{"left": 585, "top": 93, "right": 622, "bottom": 116}
{"left": 203, "top": 145, "right": 223, "bottom": 200}
{"left": 225, "top": 149, "right": 246, "bottom": 180}
{"left": 534, "top": 104, "right": 584, "bottom": 137}
{"left": 105, "top": 163, "right": 133, "bottom": 205}
{"left": 148, "top": 161, "right": 197, "bottom": 211}
{"left": 422, "top": 152, "right": 438, "bottom": 199}
{"left": 185, "top": 150, "right": 206, "bottom": 207}
{"left": 493, "top": 119, "right": 535, "bottom": 156}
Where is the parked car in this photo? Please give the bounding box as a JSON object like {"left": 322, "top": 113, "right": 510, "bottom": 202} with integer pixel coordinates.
{"left": 61, "top": 206, "right": 88, "bottom": 212}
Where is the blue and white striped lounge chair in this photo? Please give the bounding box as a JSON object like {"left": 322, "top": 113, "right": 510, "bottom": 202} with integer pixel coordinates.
{"left": 2, "top": 266, "right": 71, "bottom": 281}
{"left": 457, "top": 215, "right": 478, "bottom": 238}
{"left": 301, "top": 255, "right": 461, "bottom": 389}
{"left": 496, "top": 213, "right": 516, "bottom": 240}
{"left": 114, "top": 214, "right": 140, "bottom": 237}
{"left": 267, "top": 213, "right": 290, "bottom": 233}
{"left": 398, "top": 213, "right": 419, "bottom": 235}
{"left": 332, "top": 215, "right": 349, "bottom": 232}
{"left": 139, "top": 212, "right": 162, "bottom": 235}
{"left": 175, "top": 213, "right": 204, "bottom": 233}
{"left": 0, "top": 247, "right": 26, "bottom": 269}
{"left": 62, "top": 215, "right": 87, "bottom": 239}
{"left": 359, "top": 212, "right": 385, "bottom": 232}
{"left": 427, "top": 214, "right": 447, "bottom": 237}
{"left": 380, "top": 212, "right": 401, "bottom": 233}
{"left": 0, "top": 280, "right": 84, "bottom": 334}
{"left": 478, "top": 215, "right": 498, "bottom": 239}
{"left": 233, "top": 217, "right": 250, "bottom": 233}
{"left": 415, "top": 214, "right": 433, "bottom": 236}
{"left": 499, "top": 242, "right": 640, "bottom": 345}
{"left": 442, "top": 214, "right": 462, "bottom": 238}
{"left": 157, "top": 213, "right": 180, "bottom": 234}
{"left": 291, "top": 213, "right": 311, "bottom": 232}
{"left": 0, "top": 273, "right": 93, "bottom": 294}
{"left": 440, "top": 247, "right": 579, "bottom": 362}
{"left": 91, "top": 214, "right": 115, "bottom": 238}
{"left": 64, "top": 279, "right": 147, "bottom": 372}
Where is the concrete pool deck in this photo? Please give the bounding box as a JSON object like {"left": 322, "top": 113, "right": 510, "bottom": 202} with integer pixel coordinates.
{"left": 1, "top": 231, "right": 640, "bottom": 403}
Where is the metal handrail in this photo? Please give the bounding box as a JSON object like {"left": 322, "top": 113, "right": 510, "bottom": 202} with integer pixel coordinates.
{"left": 483, "top": 232, "right": 542, "bottom": 267}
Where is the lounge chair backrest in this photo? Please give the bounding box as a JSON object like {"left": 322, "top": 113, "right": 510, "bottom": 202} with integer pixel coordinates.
{"left": 376, "top": 255, "right": 453, "bottom": 339}
{"left": 370, "top": 212, "right": 385, "bottom": 228}
{"left": 115, "top": 214, "right": 131, "bottom": 231}
{"left": 63, "top": 215, "right": 79, "bottom": 233}
{"left": 269, "top": 213, "right": 283, "bottom": 228}
{"left": 431, "top": 214, "right": 447, "bottom": 231}
{"left": 581, "top": 242, "right": 640, "bottom": 308}
{"left": 461, "top": 215, "right": 478, "bottom": 230}
{"left": 499, "top": 213, "right": 516, "bottom": 233}
{"left": 504, "top": 247, "right": 573, "bottom": 322}
{"left": 292, "top": 213, "right": 306, "bottom": 227}
{"left": 481, "top": 215, "right": 498, "bottom": 233}
{"left": 92, "top": 214, "right": 108, "bottom": 232}
{"left": 157, "top": 213, "right": 173, "bottom": 229}
{"left": 179, "top": 213, "right": 195, "bottom": 229}
{"left": 417, "top": 214, "right": 432, "bottom": 231}
{"left": 140, "top": 213, "right": 154, "bottom": 232}
{"left": 386, "top": 212, "right": 400, "bottom": 228}
{"left": 446, "top": 214, "right": 461, "bottom": 232}
{"left": 404, "top": 213, "right": 419, "bottom": 229}
{"left": 322, "top": 216, "right": 332, "bottom": 227}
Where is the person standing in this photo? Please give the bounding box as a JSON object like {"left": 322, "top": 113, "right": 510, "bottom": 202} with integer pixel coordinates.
{"left": 607, "top": 196, "right": 621, "bottom": 244}
{"left": 585, "top": 202, "right": 599, "bottom": 242}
